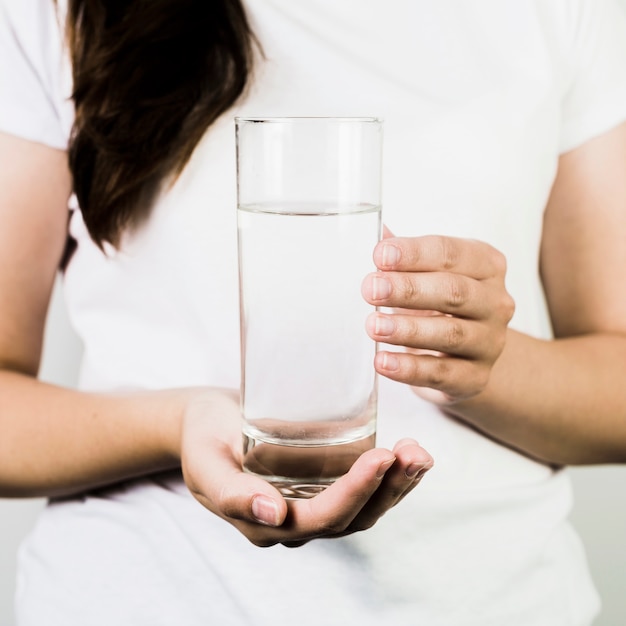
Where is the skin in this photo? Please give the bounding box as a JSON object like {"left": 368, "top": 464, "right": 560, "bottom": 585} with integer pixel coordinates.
{"left": 1, "top": 119, "right": 625, "bottom": 546}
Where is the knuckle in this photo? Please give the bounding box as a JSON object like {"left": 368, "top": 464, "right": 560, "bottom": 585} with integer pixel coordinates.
{"left": 220, "top": 501, "right": 240, "bottom": 521}
{"left": 424, "top": 356, "right": 451, "bottom": 389}
{"left": 503, "top": 293, "right": 516, "bottom": 321}
{"left": 433, "top": 236, "right": 459, "bottom": 271}
{"left": 491, "top": 248, "right": 508, "bottom": 276}
{"left": 445, "top": 320, "right": 466, "bottom": 351}
{"left": 216, "top": 485, "right": 240, "bottom": 520}
{"left": 493, "top": 291, "right": 515, "bottom": 324}
{"left": 404, "top": 319, "right": 422, "bottom": 345}
{"left": 474, "top": 367, "right": 491, "bottom": 393}
{"left": 482, "top": 243, "right": 507, "bottom": 277}
{"left": 399, "top": 273, "right": 420, "bottom": 302}
{"left": 455, "top": 361, "right": 491, "bottom": 399}
{"left": 445, "top": 276, "right": 468, "bottom": 309}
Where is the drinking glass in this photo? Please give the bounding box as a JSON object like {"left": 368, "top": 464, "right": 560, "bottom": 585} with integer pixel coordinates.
{"left": 236, "top": 117, "right": 383, "bottom": 498}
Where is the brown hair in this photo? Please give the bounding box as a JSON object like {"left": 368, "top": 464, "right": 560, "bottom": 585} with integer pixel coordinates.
{"left": 65, "top": 0, "right": 257, "bottom": 248}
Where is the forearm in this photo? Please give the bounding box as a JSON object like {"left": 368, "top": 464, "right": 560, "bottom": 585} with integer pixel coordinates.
{"left": 446, "top": 329, "right": 626, "bottom": 466}
{"left": 0, "top": 370, "right": 185, "bottom": 497}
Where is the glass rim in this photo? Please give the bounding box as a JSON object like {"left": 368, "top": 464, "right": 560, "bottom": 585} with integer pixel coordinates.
{"left": 234, "top": 116, "right": 382, "bottom": 124}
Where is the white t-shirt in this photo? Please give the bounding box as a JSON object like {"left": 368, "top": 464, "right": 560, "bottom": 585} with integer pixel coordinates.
{"left": 3, "top": 0, "right": 626, "bottom": 624}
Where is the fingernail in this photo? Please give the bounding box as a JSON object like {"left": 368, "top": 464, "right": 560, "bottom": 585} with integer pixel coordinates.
{"left": 374, "top": 315, "right": 395, "bottom": 337}
{"left": 381, "top": 244, "right": 400, "bottom": 268}
{"left": 372, "top": 276, "right": 391, "bottom": 300}
{"left": 251, "top": 495, "right": 280, "bottom": 527}
{"left": 380, "top": 352, "right": 399, "bottom": 372}
{"left": 405, "top": 464, "right": 422, "bottom": 479}
{"left": 376, "top": 457, "right": 396, "bottom": 479}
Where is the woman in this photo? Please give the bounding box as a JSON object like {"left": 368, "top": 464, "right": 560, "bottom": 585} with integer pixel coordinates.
{"left": 1, "top": 0, "right": 626, "bottom": 624}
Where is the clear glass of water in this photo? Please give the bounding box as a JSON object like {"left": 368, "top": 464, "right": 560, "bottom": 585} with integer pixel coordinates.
{"left": 235, "top": 117, "right": 383, "bottom": 498}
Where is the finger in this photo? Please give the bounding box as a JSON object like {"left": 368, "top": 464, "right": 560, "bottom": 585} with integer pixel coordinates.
{"left": 345, "top": 439, "right": 434, "bottom": 532}
{"left": 236, "top": 448, "right": 395, "bottom": 547}
{"left": 374, "top": 350, "right": 492, "bottom": 400}
{"left": 363, "top": 270, "right": 495, "bottom": 318}
{"left": 184, "top": 437, "right": 288, "bottom": 529}
{"left": 279, "top": 448, "right": 396, "bottom": 538}
{"left": 373, "top": 235, "right": 506, "bottom": 280}
{"left": 366, "top": 311, "right": 496, "bottom": 359}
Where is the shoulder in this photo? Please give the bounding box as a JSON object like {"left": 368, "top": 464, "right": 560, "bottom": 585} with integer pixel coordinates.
{"left": 532, "top": 0, "right": 626, "bottom": 62}
{"left": 0, "top": 0, "right": 73, "bottom": 149}
{"left": 0, "top": 0, "right": 67, "bottom": 85}
{"left": 529, "top": 0, "right": 626, "bottom": 151}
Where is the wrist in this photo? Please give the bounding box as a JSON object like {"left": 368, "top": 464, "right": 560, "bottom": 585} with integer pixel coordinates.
{"left": 151, "top": 388, "right": 189, "bottom": 464}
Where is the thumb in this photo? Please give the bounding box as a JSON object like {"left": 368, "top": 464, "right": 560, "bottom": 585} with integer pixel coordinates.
{"left": 184, "top": 441, "right": 288, "bottom": 528}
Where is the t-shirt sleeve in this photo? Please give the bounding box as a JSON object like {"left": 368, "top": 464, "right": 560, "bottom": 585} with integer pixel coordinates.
{"left": 0, "top": 0, "right": 71, "bottom": 149}
{"left": 558, "top": 0, "right": 626, "bottom": 153}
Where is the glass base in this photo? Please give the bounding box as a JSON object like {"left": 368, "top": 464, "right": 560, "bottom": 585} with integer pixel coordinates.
{"left": 263, "top": 480, "right": 332, "bottom": 500}
{"left": 242, "top": 431, "right": 376, "bottom": 499}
